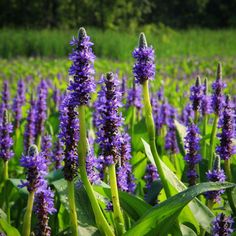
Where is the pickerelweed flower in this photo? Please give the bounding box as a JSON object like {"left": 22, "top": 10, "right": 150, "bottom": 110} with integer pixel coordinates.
{"left": 52, "top": 138, "right": 64, "bottom": 169}
{"left": 158, "top": 99, "right": 171, "bottom": 128}
{"left": 201, "top": 78, "right": 212, "bottom": 116}
{"left": 181, "top": 103, "right": 194, "bottom": 125}
{"left": 86, "top": 136, "right": 100, "bottom": 184}
{"left": 53, "top": 88, "right": 62, "bottom": 110}
{"left": 68, "top": 27, "right": 96, "bottom": 107}
{"left": 0, "top": 110, "right": 14, "bottom": 162}
{"left": 184, "top": 121, "right": 202, "bottom": 186}
{"left": 211, "top": 213, "right": 234, "bottom": 236}
{"left": 20, "top": 145, "right": 47, "bottom": 192}
{"left": 120, "top": 75, "right": 127, "bottom": 98}
{"left": 126, "top": 83, "right": 143, "bottom": 112}
{"left": 34, "top": 185, "right": 56, "bottom": 236}
{"left": 1, "top": 81, "right": 10, "bottom": 110}
{"left": 190, "top": 76, "right": 203, "bottom": 112}
{"left": 165, "top": 107, "right": 179, "bottom": 155}
{"left": 211, "top": 63, "right": 226, "bottom": 116}
{"left": 151, "top": 95, "right": 161, "bottom": 134}
{"left": 41, "top": 134, "right": 53, "bottom": 165}
{"left": 24, "top": 96, "right": 36, "bottom": 153}
{"left": 35, "top": 80, "right": 48, "bottom": 138}
{"left": 133, "top": 33, "right": 155, "bottom": 84}
{"left": 205, "top": 155, "right": 226, "bottom": 203}
{"left": 144, "top": 164, "right": 159, "bottom": 190}
{"left": 117, "top": 133, "right": 136, "bottom": 193}
{"left": 59, "top": 95, "right": 79, "bottom": 181}
{"left": 96, "top": 72, "right": 123, "bottom": 165}
{"left": 12, "top": 79, "right": 26, "bottom": 129}
{"left": 216, "top": 96, "right": 236, "bottom": 160}
{"left": 157, "top": 86, "right": 164, "bottom": 101}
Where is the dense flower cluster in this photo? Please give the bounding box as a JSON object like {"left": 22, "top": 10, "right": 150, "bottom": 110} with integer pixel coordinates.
{"left": 1, "top": 81, "right": 10, "bottom": 110}
{"left": 165, "top": 107, "right": 179, "bottom": 154}
{"left": 211, "top": 213, "right": 234, "bottom": 236}
{"left": 52, "top": 138, "right": 64, "bottom": 169}
{"left": 59, "top": 95, "right": 79, "bottom": 181}
{"left": 126, "top": 84, "right": 143, "bottom": 111}
{"left": 68, "top": 27, "right": 96, "bottom": 106}
{"left": 0, "top": 111, "right": 14, "bottom": 162}
{"left": 190, "top": 76, "right": 203, "bottom": 112}
{"left": 117, "top": 133, "right": 136, "bottom": 193}
{"left": 181, "top": 103, "right": 194, "bottom": 125}
{"left": 96, "top": 72, "right": 123, "bottom": 165}
{"left": 144, "top": 164, "right": 159, "bottom": 189}
{"left": 133, "top": 33, "right": 155, "bottom": 84}
{"left": 41, "top": 134, "right": 53, "bottom": 164}
{"left": 24, "top": 96, "right": 36, "bottom": 153}
{"left": 211, "top": 63, "right": 226, "bottom": 116}
{"left": 20, "top": 145, "right": 47, "bottom": 192}
{"left": 201, "top": 78, "right": 212, "bottom": 116}
{"left": 184, "top": 121, "right": 202, "bottom": 186}
{"left": 12, "top": 79, "right": 25, "bottom": 129}
{"left": 34, "top": 185, "right": 56, "bottom": 236}
{"left": 205, "top": 156, "right": 226, "bottom": 203}
{"left": 216, "top": 96, "right": 235, "bottom": 160}
{"left": 35, "top": 80, "right": 48, "bottom": 137}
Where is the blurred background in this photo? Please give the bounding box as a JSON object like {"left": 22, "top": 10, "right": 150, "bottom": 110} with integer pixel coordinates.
{"left": 0, "top": 0, "right": 235, "bottom": 60}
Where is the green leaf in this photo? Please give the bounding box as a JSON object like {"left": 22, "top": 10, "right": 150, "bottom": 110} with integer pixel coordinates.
{"left": 0, "top": 218, "right": 21, "bottom": 236}
{"left": 51, "top": 178, "right": 100, "bottom": 235}
{"left": 93, "top": 184, "right": 151, "bottom": 221}
{"left": 180, "top": 224, "right": 197, "bottom": 236}
{"left": 174, "top": 120, "right": 186, "bottom": 157}
{"left": 141, "top": 139, "right": 222, "bottom": 233}
{"left": 125, "top": 182, "right": 235, "bottom": 236}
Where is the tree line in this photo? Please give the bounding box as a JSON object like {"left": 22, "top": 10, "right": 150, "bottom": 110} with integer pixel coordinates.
{"left": 0, "top": 0, "right": 235, "bottom": 29}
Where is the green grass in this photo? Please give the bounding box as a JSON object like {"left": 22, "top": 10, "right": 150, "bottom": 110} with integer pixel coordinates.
{"left": 0, "top": 28, "right": 236, "bottom": 60}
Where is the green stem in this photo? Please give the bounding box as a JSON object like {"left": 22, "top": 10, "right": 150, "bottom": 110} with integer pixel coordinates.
{"left": 36, "top": 135, "right": 42, "bottom": 151}
{"left": 22, "top": 191, "right": 35, "bottom": 236}
{"left": 224, "top": 159, "right": 236, "bottom": 215}
{"left": 78, "top": 106, "right": 114, "bottom": 236}
{"left": 194, "top": 110, "right": 199, "bottom": 124}
{"left": 67, "top": 181, "right": 79, "bottom": 236}
{"left": 142, "top": 81, "right": 171, "bottom": 198}
{"left": 202, "top": 114, "right": 208, "bottom": 160}
{"left": 131, "top": 106, "right": 136, "bottom": 138}
{"left": 209, "top": 115, "right": 218, "bottom": 170}
{"left": 108, "top": 164, "right": 125, "bottom": 235}
{"left": 173, "top": 154, "right": 181, "bottom": 178}
{"left": 3, "top": 161, "right": 10, "bottom": 223}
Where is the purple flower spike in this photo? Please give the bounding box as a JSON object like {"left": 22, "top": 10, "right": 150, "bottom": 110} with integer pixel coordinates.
{"left": 201, "top": 78, "right": 212, "bottom": 116}
{"left": 133, "top": 33, "right": 155, "bottom": 84}
{"left": 59, "top": 95, "right": 79, "bottom": 181}
{"left": 181, "top": 103, "right": 194, "bottom": 126}
{"left": 117, "top": 133, "right": 136, "bottom": 193}
{"left": 205, "top": 155, "right": 226, "bottom": 203}
{"left": 190, "top": 76, "right": 203, "bottom": 112}
{"left": 41, "top": 134, "right": 53, "bottom": 165}
{"left": 165, "top": 107, "right": 179, "bottom": 154}
{"left": 216, "top": 95, "right": 236, "bottom": 161}
{"left": 35, "top": 80, "right": 48, "bottom": 138}
{"left": 24, "top": 95, "right": 36, "bottom": 153}
{"left": 211, "top": 213, "right": 234, "bottom": 236}
{"left": 12, "top": 79, "right": 26, "bottom": 129}
{"left": 86, "top": 137, "right": 100, "bottom": 184}
{"left": 34, "top": 185, "right": 56, "bottom": 236}
{"left": 20, "top": 145, "right": 47, "bottom": 192}
{"left": 52, "top": 138, "right": 64, "bottom": 169}
{"left": 0, "top": 110, "right": 14, "bottom": 162}
{"left": 184, "top": 121, "right": 202, "bottom": 186}
{"left": 144, "top": 164, "right": 159, "bottom": 190}
{"left": 68, "top": 27, "right": 96, "bottom": 107}
{"left": 1, "top": 81, "right": 10, "bottom": 110}
{"left": 211, "top": 63, "right": 227, "bottom": 116}
{"left": 96, "top": 72, "right": 123, "bottom": 165}
{"left": 126, "top": 83, "right": 143, "bottom": 111}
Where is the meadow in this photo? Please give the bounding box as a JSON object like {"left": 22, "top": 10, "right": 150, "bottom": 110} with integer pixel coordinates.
{"left": 0, "top": 27, "right": 236, "bottom": 236}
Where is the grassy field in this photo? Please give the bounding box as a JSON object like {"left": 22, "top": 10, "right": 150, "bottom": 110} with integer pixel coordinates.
{"left": 0, "top": 28, "right": 236, "bottom": 60}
